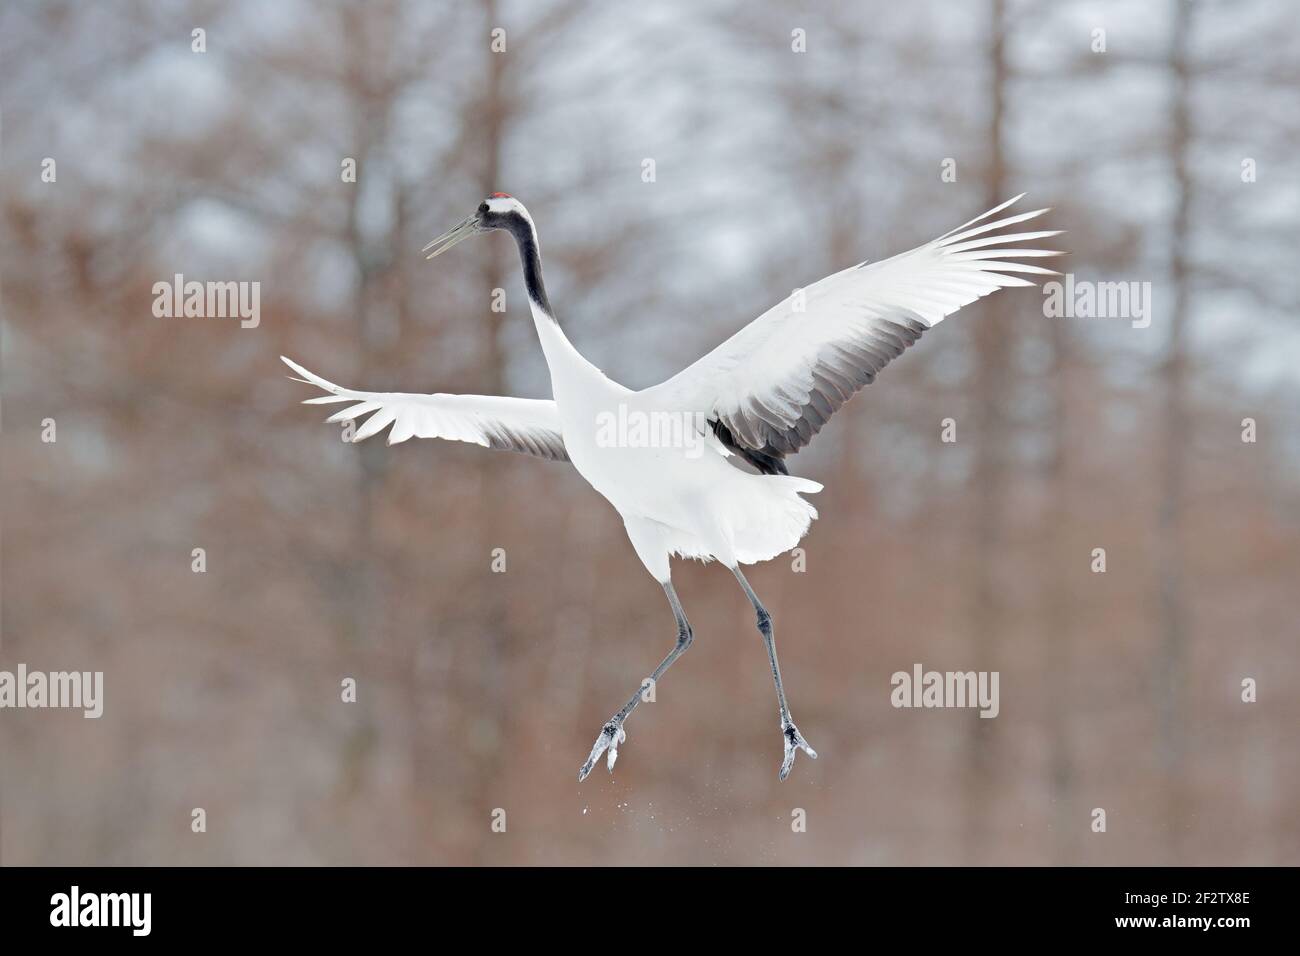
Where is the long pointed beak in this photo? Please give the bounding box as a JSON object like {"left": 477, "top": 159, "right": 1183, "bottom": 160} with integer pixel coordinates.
{"left": 422, "top": 215, "right": 481, "bottom": 259}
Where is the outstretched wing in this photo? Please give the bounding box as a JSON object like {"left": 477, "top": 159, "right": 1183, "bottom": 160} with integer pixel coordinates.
{"left": 646, "top": 195, "right": 1062, "bottom": 474}
{"left": 281, "top": 356, "right": 568, "bottom": 462}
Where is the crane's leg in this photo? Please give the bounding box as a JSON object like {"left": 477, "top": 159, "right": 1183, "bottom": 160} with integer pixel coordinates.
{"left": 578, "top": 580, "right": 693, "bottom": 781}
{"left": 731, "top": 566, "right": 817, "bottom": 780}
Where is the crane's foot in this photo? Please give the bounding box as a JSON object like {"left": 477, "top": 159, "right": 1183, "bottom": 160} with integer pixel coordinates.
{"left": 578, "top": 717, "right": 627, "bottom": 782}
{"left": 779, "top": 719, "right": 817, "bottom": 781}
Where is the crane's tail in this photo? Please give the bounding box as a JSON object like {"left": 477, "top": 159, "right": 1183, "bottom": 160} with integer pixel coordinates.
{"left": 730, "top": 474, "right": 822, "bottom": 565}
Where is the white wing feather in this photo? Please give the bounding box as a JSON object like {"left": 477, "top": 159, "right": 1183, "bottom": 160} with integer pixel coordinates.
{"left": 648, "top": 195, "right": 1063, "bottom": 462}
{"left": 281, "top": 357, "right": 568, "bottom": 461}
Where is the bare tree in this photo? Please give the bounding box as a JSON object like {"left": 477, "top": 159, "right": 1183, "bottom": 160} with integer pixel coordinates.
{"left": 1155, "top": 0, "right": 1196, "bottom": 865}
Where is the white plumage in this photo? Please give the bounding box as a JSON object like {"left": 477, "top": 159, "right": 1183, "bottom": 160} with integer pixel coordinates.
{"left": 651, "top": 194, "right": 1059, "bottom": 459}
{"left": 280, "top": 357, "right": 567, "bottom": 459}
{"left": 284, "top": 192, "right": 1061, "bottom": 781}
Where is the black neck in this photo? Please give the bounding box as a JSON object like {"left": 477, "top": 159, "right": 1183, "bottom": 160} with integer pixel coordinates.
{"left": 505, "top": 217, "right": 554, "bottom": 320}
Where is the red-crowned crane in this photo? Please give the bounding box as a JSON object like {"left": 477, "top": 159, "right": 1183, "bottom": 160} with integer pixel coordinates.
{"left": 283, "top": 192, "right": 1061, "bottom": 781}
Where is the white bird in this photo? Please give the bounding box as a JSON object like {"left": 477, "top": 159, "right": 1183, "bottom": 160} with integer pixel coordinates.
{"left": 283, "top": 191, "right": 1061, "bottom": 781}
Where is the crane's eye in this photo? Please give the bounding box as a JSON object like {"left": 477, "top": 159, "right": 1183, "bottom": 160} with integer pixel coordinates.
{"left": 477, "top": 203, "right": 489, "bottom": 215}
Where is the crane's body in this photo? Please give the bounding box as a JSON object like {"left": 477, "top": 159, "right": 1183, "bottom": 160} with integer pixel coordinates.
{"left": 284, "top": 192, "right": 1061, "bottom": 780}
{"left": 542, "top": 326, "right": 821, "bottom": 575}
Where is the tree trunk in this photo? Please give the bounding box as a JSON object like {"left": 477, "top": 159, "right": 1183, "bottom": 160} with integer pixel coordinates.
{"left": 964, "top": 0, "right": 1007, "bottom": 865}
{"left": 1045, "top": 308, "right": 1075, "bottom": 863}
{"left": 471, "top": 0, "right": 513, "bottom": 863}
{"left": 1156, "top": 0, "right": 1195, "bottom": 865}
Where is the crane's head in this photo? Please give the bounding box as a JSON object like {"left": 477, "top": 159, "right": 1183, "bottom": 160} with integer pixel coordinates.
{"left": 422, "top": 193, "right": 532, "bottom": 259}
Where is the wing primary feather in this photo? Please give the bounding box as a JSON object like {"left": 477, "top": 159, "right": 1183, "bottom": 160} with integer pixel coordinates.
{"left": 283, "top": 356, "right": 568, "bottom": 462}
{"left": 647, "top": 195, "right": 1061, "bottom": 468}
{"left": 935, "top": 193, "right": 1026, "bottom": 241}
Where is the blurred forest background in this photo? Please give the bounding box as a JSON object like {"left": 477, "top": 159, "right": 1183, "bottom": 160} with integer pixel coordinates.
{"left": 2, "top": 0, "right": 1297, "bottom": 866}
